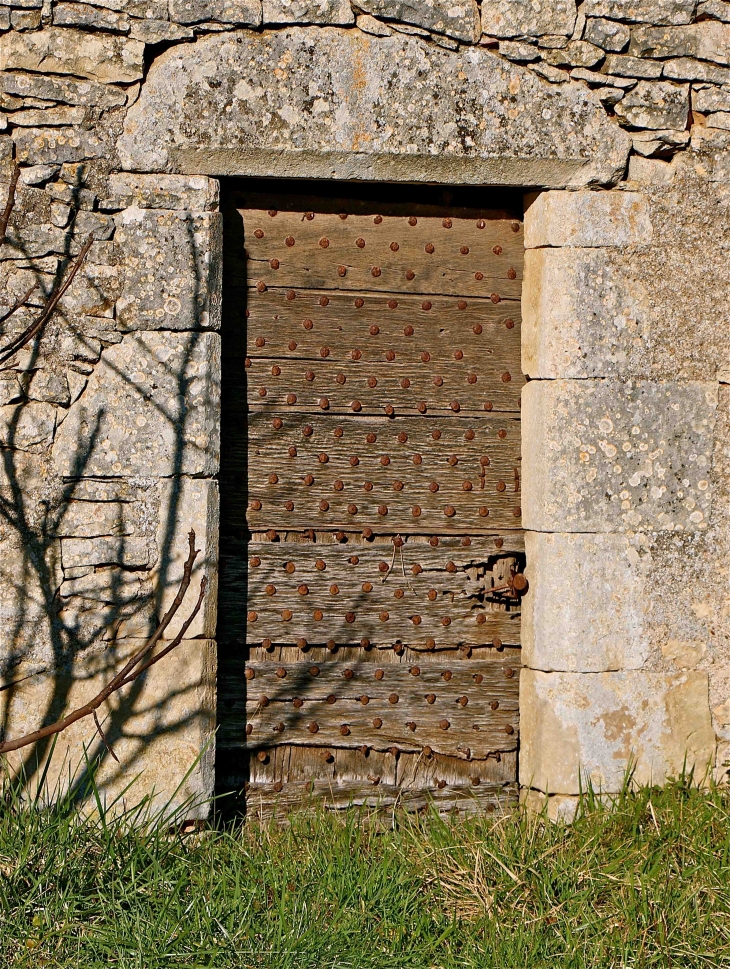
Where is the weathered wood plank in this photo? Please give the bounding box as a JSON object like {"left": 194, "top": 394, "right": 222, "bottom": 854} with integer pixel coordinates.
{"left": 244, "top": 358, "right": 523, "bottom": 415}
{"left": 243, "top": 780, "right": 518, "bottom": 819}
{"left": 237, "top": 411, "right": 522, "bottom": 532}
{"left": 237, "top": 209, "right": 523, "bottom": 298}
{"left": 219, "top": 536, "right": 524, "bottom": 646}
{"left": 233, "top": 288, "right": 521, "bottom": 369}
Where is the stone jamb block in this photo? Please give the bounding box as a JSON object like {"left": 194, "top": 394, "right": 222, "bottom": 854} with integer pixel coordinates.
{"left": 105, "top": 174, "right": 220, "bottom": 211}
{"left": 114, "top": 207, "right": 222, "bottom": 330}
{"left": 522, "top": 531, "right": 650, "bottom": 672}
{"left": 524, "top": 190, "right": 652, "bottom": 248}
{"left": 155, "top": 477, "right": 219, "bottom": 640}
{"left": 522, "top": 378, "right": 717, "bottom": 533}
{"left": 519, "top": 669, "right": 715, "bottom": 794}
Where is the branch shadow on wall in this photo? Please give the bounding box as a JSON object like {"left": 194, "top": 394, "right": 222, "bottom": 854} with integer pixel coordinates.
{"left": 0, "top": 170, "right": 213, "bottom": 811}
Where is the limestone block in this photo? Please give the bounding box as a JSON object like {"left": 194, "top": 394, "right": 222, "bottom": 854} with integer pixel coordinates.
{"left": 663, "top": 57, "right": 730, "bottom": 84}
{"left": 522, "top": 531, "right": 650, "bottom": 672}
{"left": 602, "top": 54, "right": 663, "bottom": 79}
{"left": 0, "top": 71, "right": 128, "bottom": 108}
{"left": 0, "top": 639, "right": 216, "bottom": 819}
{"left": 521, "top": 247, "right": 651, "bottom": 380}
{"left": 129, "top": 19, "right": 195, "bottom": 42}
{"left": 67, "top": 0, "right": 167, "bottom": 14}
{"left": 520, "top": 669, "right": 715, "bottom": 794}
{"left": 61, "top": 536, "right": 151, "bottom": 569}
{"left": 355, "top": 0, "right": 478, "bottom": 41}
{"left": 105, "top": 173, "right": 219, "bottom": 211}
{"left": 614, "top": 80, "right": 690, "bottom": 130}
{"left": 114, "top": 208, "right": 222, "bottom": 331}
{"left": 583, "top": 0, "right": 697, "bottom": 24}
{"left": 169, "top": 0, "right": 261, "bottom": 24}
{"left": 28, "top": 372, "right": 70, "bottom": 406}
{"left": 154, "top": 477, "right": 219, "bottom": 639}
{"left": 693, "top": 86, "right": 730, "bottom": 113}
{"left": 524, "top": 190, "right": 652, "bottom": 248}
{"left": 52, "top": 332, "right": 221, "bottom": 477}
{"left": 0, "top": 529, "right": 61, "bottom": 670}
{"left": 481, "top": 0, "right": 577, "bottom": 39}
{"left": 0, "top": 402, "right": 55, "bottom": 450}
{"left": 356, "top": 12, "right": 392, "bottom": 34}
{"left": 8, "top": 106, "right": 87, "bottom": 127}
{"left": 543, "top": 41, "right": 603, "bottom": 69}
{"left": 0, "top": 28, "right": 144, "bottom": 83}
{"left": 521, "top": 789, "right": 581, "bottom": 822}
{"left": 630, "top": 22, "right": 730, "bottom": 66}
{"left": 53, "top": 2, "right": 131, "bottom": 30}
{"left": 708, "top": 112, "right": 730, "bottom": 130}
{"left": 583, "top": 17, "right": 630, "bottom": 51}
{"left": 53, "top": 500, "right": 139, "bottom": 538}
{"left": 263, "top": 0, "right": 353, "bottom": 24}
{"left": 13, "top": 127, "right": 110, "bottom": 166}
{"left": 522, "top": 379, "right": 717, "bottom": 533}
{"left": 60, "top": 567, "right": 146, "bottom": 604}
{"left": 698, "top": 0, "right": 730, "bottom": 20}
{"left": 118, "top": 28, "right": 630, "bottom": 188}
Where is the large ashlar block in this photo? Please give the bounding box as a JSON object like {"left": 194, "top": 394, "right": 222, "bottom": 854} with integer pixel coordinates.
{"left": 523, "top": 191, "right": 653, "bottom": 249}
{"left": 53, "top": 332, "right": 221, "bottom": 478}
{"left": 114, "top": 208, "right": 222, "bottom": 331}
{"left": 520, "top": 669, "right": 715, "bottom": 794}
{"left": 522, "top": 532, "right": 649, "bottom": 672}
{"left": 522, "top": 379, "right": 717, "bottom": 533}
{"left": 521, "top": 247, "right": 650, "bottom": 380}
{"left": 155, "top": 477, "right": 219, "bottom": 640}
{"left": 0, "top": 639, "right": 216, "bottom": 818}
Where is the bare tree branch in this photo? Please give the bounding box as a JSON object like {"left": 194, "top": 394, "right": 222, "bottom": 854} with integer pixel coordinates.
{"left": 0, "top": 530, "right": 205, "bottom": 756}
{"left": 0, "top": 282, "right": 39, "bottom": 330}
{"left": 0, "top": 164, "right": 20, "bottom": 247}
{"left": 93, "top": 711, "right": 119, "bottom": 764}
{"left": 0, "top": 232, "right": 95, "bottom": 367}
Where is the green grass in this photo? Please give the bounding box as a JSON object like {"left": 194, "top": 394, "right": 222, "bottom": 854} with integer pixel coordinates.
{"left": 1, "top": 769, "right": 730, "bottom": 968}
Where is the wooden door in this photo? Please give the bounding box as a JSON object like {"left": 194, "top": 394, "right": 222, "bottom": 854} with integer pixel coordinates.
{"left": 218, "top": 184, "right": 525, "bottom": 817}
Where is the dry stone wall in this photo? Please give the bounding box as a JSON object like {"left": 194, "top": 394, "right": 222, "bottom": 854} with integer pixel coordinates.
{"left": 0, "top": 0, "right": 728, "bottom": 813}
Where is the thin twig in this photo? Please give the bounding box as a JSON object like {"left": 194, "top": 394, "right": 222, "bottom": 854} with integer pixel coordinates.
{"left": 0, "top": 530, "right": 203, "bottom": 755}
{"left": 0, "top": 165, "right": 20, "bottom": 247}
{"left": 93, "top": 711, "right": 119, "bottom": 764}
{"left": 0, "top": 232, "right": 94, "bottom": 367}
{"left": 0, "top": 282, "right": 39, "bottom": 329}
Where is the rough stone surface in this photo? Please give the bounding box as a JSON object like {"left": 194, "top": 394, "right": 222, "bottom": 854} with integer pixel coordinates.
{"left": 524, "top": 190, "right": 652, "bottom": 248}
{"left": 0, "top": 71, "right": 128, "bottom": 107}
{"left": 583, "top": 16, "right": 631, "bottom": 50}
{"left": 168, "top": 0, "right": 261, "bottom": 24}
{"left": 630, "top": 21, "right": 730, "bottom": 65}
{"left": 522, "top": 531, "right": 650, "bottom": 672}
{"left": 522, "top": 378, "right": 717, "bottom": 533}
{"left": 52, "top": 332, "right": 221, "bottom": 478}
{"left": 0, "top": 640, "right": 216, "bottom": 818}
{"left": 602, "top": 53, "right": 663, "bottom": 78}
{"left": 119, "top": 28, "right": 630, "bottom": 187}
{"left": 520, "top": 669, "right": 715, "bottom": 793}
{"left": 481, "top": 0, "right": 577, "bottom": 39}
{"left": 113, "top": 207, "right": 222, "bottom": 330}
{"left": 583, "top": 0, "right": 698, "bottom": 25}
{"left": 154, "top": 477, "right": 219, "bottom": 639}
{"left": 614, "top": 80, "right": 690, "bottom": 128}
{"left": 0, "top": 28, "right": 144, "bottom": 83}
{"left": 356, "top": 0, "right": 478, "bottom": 41}
{"left": 694, "top": 85, "right": 730, "bottom": 112}
{"left": 662, "top": 57, "right": 730, "bottom": 84}
{"left": 104, "top": 173, "right": 220, "bottom": 211}
{"left": 262, "top": 0, "right": 353, "bottom": 24}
